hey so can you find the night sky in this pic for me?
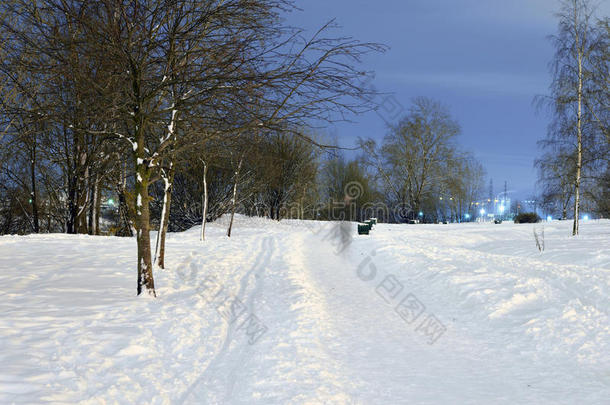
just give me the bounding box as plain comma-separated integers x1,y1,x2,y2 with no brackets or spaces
284,0,609,200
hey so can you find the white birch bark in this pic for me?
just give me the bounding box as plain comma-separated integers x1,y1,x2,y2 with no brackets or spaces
201,160,208,241
227,154,244,238
573,3,583,236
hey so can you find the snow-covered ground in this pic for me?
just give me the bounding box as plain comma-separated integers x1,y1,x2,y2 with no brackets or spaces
1,217,609,404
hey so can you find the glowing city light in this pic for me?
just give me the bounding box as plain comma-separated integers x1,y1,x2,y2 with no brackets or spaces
480,209,486,215
465,213,470,219
583,215,589,221
547,215,552,222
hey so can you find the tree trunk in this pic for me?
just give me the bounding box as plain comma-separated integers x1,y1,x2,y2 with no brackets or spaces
153,104,180,267
77,176,89,234
3,195,14,234
88,183,94,234
135,147,156,296
66,127,87,234
227,181,238,238
75,141,89,234
201,160,208,241
154,162,175,269
94,179,102,235
227,154,244,238
562,193,570,220
88,174,99,235
29,142,39,233
67,178,77,234
116,163,133,237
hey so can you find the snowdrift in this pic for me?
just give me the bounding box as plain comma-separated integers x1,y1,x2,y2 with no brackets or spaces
1,217,608,404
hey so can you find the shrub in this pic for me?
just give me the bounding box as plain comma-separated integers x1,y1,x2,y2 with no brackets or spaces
514,212,541,223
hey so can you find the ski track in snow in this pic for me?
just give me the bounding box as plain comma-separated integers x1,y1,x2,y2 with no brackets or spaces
0,217,609,404
180,236,274,403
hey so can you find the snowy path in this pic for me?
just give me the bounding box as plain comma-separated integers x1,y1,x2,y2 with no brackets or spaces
1,218,609,403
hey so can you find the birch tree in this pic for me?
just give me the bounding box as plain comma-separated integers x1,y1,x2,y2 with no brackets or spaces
544,0,606,235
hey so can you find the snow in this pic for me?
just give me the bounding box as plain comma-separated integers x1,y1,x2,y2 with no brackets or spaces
160,106,177,146
168,109,177,136
1,218,609,404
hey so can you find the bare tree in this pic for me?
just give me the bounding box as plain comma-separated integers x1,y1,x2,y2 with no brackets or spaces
0,0,384,296
379,97,461,218
540,0,607,235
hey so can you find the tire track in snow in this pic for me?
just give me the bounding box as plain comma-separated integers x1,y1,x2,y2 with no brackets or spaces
179,236,273,404
223,236,274,401
273,231,371,403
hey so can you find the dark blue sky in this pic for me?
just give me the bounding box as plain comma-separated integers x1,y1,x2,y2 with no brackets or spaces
284,0,608,199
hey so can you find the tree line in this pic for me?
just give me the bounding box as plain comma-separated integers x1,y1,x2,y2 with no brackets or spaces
0,0,488,296
0,0,387,295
